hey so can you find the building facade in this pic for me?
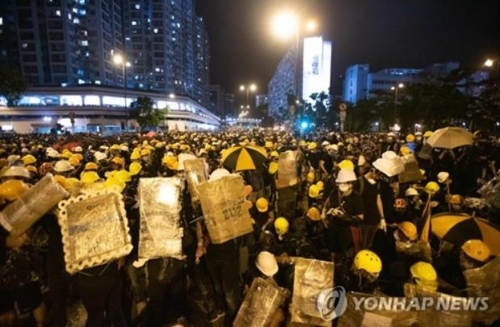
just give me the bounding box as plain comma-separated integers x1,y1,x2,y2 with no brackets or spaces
267,36,332,119
343,64,370,104
0,86,220,133
0,0,211,109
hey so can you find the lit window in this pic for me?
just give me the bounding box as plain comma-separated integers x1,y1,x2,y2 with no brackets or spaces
22,43,28,49
73,18,80,24
153,28,158,33
79,0,85,4
135,4,140,9
84,95,101,105
80,40,88,46
72,8,78,13
155,68,160,72
0,17,3,25
56,10,61,16
68,13,72,20
95,80,101,85
131,21,137,26
139,83,144,88
80,9,86,15
177,23,180,28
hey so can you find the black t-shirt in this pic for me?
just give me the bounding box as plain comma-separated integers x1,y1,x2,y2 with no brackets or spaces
320,153,334,174
306,151,323,169
327,190,364,228
354,176,380,226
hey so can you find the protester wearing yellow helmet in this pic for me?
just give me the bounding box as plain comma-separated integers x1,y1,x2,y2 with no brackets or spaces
410,261,438,291
347,250,383,292
460,239,491,270
129,162,142,176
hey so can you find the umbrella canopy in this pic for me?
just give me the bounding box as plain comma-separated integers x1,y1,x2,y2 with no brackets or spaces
431,213,500,255
426,127,474,149
221,146,267,171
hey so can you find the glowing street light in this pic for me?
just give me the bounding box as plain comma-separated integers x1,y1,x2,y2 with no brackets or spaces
485,59,495,67
240,84,257,109
272,11,298,39
391,83,405,125
112,53,132,130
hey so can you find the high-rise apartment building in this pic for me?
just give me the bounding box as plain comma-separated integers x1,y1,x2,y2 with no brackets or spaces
0,0,210,107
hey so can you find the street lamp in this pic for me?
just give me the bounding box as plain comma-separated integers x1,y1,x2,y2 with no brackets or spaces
113,53,131,131
391,83,404,125
240,84,257,109
272,12,317,98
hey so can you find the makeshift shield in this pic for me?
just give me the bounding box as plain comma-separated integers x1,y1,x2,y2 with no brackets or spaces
0,174,69,236
233,277,290,327
290,258,334,326
197,174,253,244
57,191,133,274
138,177,183,260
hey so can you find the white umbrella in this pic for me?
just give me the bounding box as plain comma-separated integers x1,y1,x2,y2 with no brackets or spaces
426,127,474,149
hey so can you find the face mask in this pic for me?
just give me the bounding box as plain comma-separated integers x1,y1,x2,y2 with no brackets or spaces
339,185,350,193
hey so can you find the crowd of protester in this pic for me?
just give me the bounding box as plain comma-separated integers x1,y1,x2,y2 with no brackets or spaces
0,128,499,327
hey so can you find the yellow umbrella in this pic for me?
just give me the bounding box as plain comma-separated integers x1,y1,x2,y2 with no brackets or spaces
221,145,268,171
432,213,500,255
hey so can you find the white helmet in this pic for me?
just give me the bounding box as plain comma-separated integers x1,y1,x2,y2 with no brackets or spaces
74,146,83,153
0,166,30,179
7,155,21,165
405,188,419,197
336,169,357,183
437,172,449,184
94,151,107,162
54,160,74,173
255,251,279,277
209,168,230,181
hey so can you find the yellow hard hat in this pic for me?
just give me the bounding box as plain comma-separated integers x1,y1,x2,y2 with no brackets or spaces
449,194,464,205
424,131,433,138
354,250,382,275
316,181,324,190
306,207,321,221
274,217,289,235
84,162,98,171
140,149,151,157
410,262,437,291
270,151,279,158
114,170,131,183
268,162,278,174
80,171,100,184
0,180,29,201
53,175,70,191
68,157,80,167
461,239,491,263
22,154,37,165
26,165,38,174
256,198,269,213
70,153,83,162
265,141,274,148
308,185,320,198
425,181,440,195
400,145,411,156
306,172,315,183
162,156,177,167
307,142,317,150
111,157,124,166
406,134,415,142
129,162,142,176
130,151,141,160
338,159,355,171
398,221,417,241
110,144,120,151
104,177,126,193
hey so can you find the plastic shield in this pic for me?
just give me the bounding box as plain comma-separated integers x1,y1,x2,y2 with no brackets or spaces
138,177,183,260
0,174,69,236
290,258,334,326
57,191,133,274
183,159,207,204
463,256,500,325
197,174,253,244
233,277,289,327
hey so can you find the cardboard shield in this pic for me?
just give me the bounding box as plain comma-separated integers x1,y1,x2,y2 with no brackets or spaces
197,174,253,244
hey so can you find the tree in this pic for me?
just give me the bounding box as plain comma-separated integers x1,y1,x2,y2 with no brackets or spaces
0,65,27,106
129,96,167,131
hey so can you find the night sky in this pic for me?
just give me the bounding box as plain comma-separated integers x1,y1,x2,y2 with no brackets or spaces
196,0,500,96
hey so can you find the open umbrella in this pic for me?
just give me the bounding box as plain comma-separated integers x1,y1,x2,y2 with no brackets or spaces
431,213,500,255
426,127,474,149
221,145,267,171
